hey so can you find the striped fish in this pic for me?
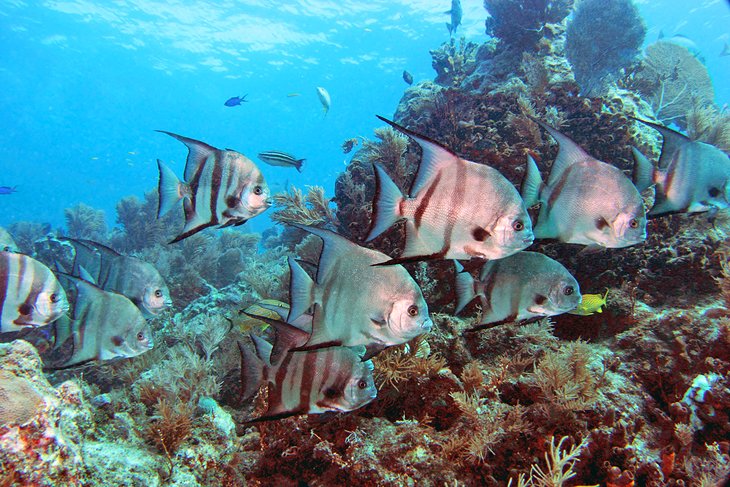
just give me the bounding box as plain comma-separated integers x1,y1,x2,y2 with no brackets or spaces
568,289,608,316
285,224,431,355
521,119,647,249
58,238,171,318
366,117,534,265
156,131,272,243
455,251,581,331
632,119,730,218
239,334,376,422
52,279,152,367
1,251,69,333
257,151,305,172
0,227,19,253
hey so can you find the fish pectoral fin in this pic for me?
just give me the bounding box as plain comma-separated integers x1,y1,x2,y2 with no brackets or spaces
362,344,386,361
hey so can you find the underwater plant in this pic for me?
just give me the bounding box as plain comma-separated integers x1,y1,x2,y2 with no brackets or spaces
429,37,479,87
484,0,574,53
685,102,730,153
63,203,108,242
565,0,646,96
271,185,337,228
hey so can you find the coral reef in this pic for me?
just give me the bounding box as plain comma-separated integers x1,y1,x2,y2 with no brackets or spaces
565,0,646,96
429,37,480,87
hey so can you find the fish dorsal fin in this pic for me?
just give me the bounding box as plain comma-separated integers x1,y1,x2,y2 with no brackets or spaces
243,311,309,365
633,118,691,170
238,339,266,403
77,265,96,285
77,239,121,258
287,224,354,284
249,334,273,367
286,257,315,323
531,118,591,186
376,115,459,197
156,130,219,182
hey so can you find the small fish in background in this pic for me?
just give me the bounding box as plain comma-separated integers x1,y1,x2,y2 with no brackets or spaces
402,70,413,85
721,42,730,57
0,227,19,253
568,289,609,316
50,279,152,368
287,92,301,98
342,137,363,154
657,32,704,61
156,131,272,243
224,95,247,107
0,251,69,333
257,151,305,173
54,238,172,318
285,224,432,357
316,86,331,116
632,119,730,218
367,116,534,264
454,251,581,331
445,0,462,36
238,335,377,422
521,119,647,249
0,186,17,195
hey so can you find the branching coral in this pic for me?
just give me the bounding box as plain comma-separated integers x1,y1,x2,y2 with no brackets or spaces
272,186,337,227
145,398,193,454
484,0,574,52
686,103,730,153
565,0,646,96
508,436,588,487
7,221,51,254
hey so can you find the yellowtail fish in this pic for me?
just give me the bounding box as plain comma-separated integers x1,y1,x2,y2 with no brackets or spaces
57,238,172,318
234,299,291,333
568,289,608,316
316,86,330,115
0,227,19,253
455,251,581,331
632,119,730,218
367,116,534,264
521,119,647,249
52,279,152,368
238,334,376,422
285,224,431,357
0,252,69,333
257,150,305,172
156,131,272,243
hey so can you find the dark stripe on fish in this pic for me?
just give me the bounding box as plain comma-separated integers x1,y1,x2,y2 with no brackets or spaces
0,255,8,322
481,263,498,314
299,350,319,413
414,172,442,230
547,164,576,209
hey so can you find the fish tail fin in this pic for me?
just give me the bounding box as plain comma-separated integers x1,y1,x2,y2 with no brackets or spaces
453,261,478,314
366,163,404,241
630,147,655,193
446,22,453,35
286,256,315,323
238,336,269,402
157,159,185,217
521,155,544,207
296,159,305,173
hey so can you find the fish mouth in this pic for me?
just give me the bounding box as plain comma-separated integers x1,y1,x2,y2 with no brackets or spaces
421,317,433,330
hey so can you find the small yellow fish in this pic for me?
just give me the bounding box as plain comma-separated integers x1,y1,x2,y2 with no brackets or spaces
568,289,609,316
233,299,290,332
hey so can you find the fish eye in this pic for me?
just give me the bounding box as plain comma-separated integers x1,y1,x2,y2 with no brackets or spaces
154,289,163,298
407,305,418,317
563,286,574,296
50,293,59,303
708,187,720,198
253,185,263,195
357,380,368,390
512,220,524,232
137,331,145,341
629,218,639,229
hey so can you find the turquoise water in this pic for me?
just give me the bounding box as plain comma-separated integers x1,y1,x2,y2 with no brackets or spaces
1,0,728,231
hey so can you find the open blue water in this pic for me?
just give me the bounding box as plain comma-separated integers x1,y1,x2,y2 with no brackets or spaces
0,0,728,233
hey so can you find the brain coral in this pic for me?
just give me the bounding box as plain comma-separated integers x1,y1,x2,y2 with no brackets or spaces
0,371,44,426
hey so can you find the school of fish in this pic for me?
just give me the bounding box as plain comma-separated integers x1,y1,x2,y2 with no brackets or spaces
1,109,728,422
